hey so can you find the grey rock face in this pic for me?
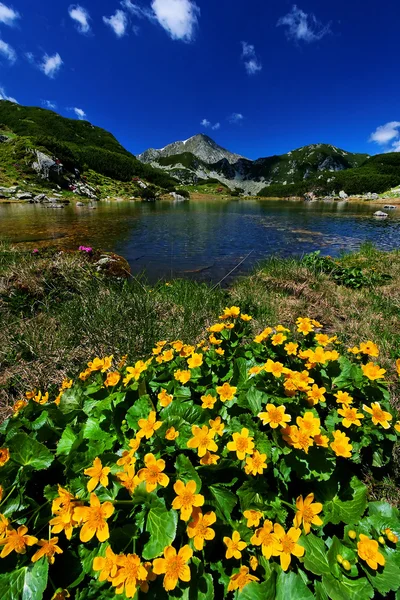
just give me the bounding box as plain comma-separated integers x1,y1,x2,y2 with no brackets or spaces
32,150,63,183
138,134,245,165
16,192,33,200
339,190,348,199
34,194,48,203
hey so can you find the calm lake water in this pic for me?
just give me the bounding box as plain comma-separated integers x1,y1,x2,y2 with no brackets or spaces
1,198,399,283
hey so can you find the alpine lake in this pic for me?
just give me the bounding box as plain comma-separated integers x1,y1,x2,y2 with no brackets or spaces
1,197,399,283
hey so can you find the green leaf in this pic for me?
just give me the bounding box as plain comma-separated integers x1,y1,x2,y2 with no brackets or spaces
323,477,367,525
238,577,276,600
8,433,53,471
0,559,48,600
175,454,201,490
142,504,178,560
299,534,331,577
208,484,237,522
327,536,358,579
59,387,84,415
275,570,314,600
240,388,264,416
56,425,78,456
321,573,374,600
194,573,214,600
233,358,249,386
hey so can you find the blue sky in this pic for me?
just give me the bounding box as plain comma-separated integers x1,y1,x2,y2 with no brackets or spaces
0,0,399,159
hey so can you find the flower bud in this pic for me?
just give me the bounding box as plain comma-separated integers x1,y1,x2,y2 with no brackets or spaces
378,536,385,545
342,559,351,571
348,530,357,539
336,554,343,564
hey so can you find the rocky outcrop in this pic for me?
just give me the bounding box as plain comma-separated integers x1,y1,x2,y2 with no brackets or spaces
32,150,64,184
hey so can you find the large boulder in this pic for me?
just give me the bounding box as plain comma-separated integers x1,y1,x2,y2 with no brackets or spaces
339,190,348,199
32,150,64,184
16,192,33,200
373,211,388,218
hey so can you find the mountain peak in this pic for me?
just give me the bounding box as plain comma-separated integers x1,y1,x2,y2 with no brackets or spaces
138,134,245,165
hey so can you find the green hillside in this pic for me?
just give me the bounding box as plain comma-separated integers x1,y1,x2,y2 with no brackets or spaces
0,101,177,190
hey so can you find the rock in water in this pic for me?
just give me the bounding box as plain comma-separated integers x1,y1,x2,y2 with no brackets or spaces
373,211,388,218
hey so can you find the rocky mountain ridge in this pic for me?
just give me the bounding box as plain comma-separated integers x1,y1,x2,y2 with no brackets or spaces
138,137,370,194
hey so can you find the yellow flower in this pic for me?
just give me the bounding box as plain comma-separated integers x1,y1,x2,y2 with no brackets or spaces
314,334,331,347
13,399,28,415
174,369,191,384
161,349,174,362
240,314,252,322
199,452,220,465
330,430,352,458
223,531,247,559
87,357,105,371
274,524,305,571
209,323,225,333
116,465,140,495
209,416,224,435
187,509,216,551
158,389,173,408
227,428,254,460
137,411,162,439
84,457,111,492
294,494,323,534
258,404,291,429
307,384,326,405
334,391,353,406
215,348,225,356
112,553,148,598
281,426,314,453
338,406,364,428
297,318,314,335
79,369,92,381
314,434,329,447
118,355,128,369
363,402,392,429
31,537,63,564
104,372,121,387
228,566,259,592
165,427,179,441
361,362,386,381
285,342,298,356
137,453,170,492
187,353,203,369
33,391,49,405
25,389,36,400
209,334,222,346
251,520,281,559
395,421,400,433
0,448,10,467
244,510,263,528
0,514,9,538
357,534,385,570
93,545,119,582
348,346,361,355
201,394,217,409
249,365,263,376
172,340,184,351
73,493,114,543
264,359,285,378
271,333,287,346
50,486,81,540
123,360,148,385
244,451,267,476
297,412,321,437
216,382,237,402
187,425,218,457
152,545,193,592
250,556,259,571
180,344,195,357
220,306,240,319
359,341,379,357
61,379,73,390
172,480,204,521
396,358,400,376
0,526,38,558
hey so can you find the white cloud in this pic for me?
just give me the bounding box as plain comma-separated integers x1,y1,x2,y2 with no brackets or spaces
72,107,87,120
241,41,262,75
121,0,147,17
42,100,57,110
229,113,244,124
151,0,200,42
0,3,20,26
40,53,63,78
103,9,128,37
0,38,16,63
277,5,331,43
201,118,220,130
69,5,91,34
369,121,400,152
0,85,17,103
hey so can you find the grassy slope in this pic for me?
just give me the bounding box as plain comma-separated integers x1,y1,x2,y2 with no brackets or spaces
1,242,399,409
0,101,178,191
